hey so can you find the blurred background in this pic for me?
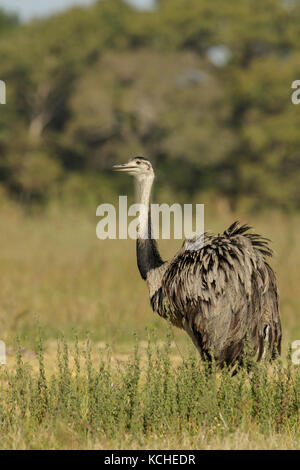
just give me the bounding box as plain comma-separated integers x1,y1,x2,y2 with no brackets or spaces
0,0,299,354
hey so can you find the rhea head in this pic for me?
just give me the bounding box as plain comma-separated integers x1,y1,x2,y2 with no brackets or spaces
113,156,154,182
113,156,155,206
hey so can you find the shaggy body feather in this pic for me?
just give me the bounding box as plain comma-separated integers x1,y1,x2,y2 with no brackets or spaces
155,222,282,366
113,157,282,367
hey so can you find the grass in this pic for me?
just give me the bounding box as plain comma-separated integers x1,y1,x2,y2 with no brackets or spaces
0,201,299,449
0,332,299,450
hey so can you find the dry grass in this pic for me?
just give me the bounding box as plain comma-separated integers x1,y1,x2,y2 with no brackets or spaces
0,201,299,449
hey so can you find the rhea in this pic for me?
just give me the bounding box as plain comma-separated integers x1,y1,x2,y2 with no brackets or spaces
113,157,282,367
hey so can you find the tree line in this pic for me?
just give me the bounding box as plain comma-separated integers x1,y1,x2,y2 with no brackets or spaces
0,0,299,210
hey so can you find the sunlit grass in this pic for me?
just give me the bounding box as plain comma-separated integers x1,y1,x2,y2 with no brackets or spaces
0,203,298,350
0,333,299,450
0,202,299,449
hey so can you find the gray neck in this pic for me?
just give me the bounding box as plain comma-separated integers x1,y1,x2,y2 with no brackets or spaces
135,175,164,280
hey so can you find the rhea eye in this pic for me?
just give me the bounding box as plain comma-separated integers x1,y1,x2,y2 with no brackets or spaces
136,161,141,165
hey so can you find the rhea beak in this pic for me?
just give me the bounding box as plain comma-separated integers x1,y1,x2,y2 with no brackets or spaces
112,163,136,172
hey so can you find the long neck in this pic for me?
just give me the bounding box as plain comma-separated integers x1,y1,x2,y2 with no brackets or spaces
135,176,164,280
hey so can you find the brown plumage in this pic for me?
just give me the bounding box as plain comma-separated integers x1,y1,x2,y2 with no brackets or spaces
153,222,281,366
113,157,282,368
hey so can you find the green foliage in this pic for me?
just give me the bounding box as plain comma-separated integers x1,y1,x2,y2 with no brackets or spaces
0,206,298,449
0,9,18,36
0,0,300,209
0,333,299,449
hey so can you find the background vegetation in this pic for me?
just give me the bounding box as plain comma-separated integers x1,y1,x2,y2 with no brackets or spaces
0,0,299,449
1,0,300,209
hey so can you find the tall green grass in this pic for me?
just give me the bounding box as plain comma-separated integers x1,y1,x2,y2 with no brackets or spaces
0,333,299,450
0,204,299,448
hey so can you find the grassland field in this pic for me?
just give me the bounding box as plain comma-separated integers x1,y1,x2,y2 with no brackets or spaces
0,201,299,449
